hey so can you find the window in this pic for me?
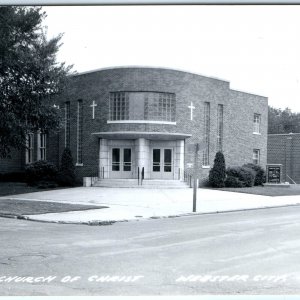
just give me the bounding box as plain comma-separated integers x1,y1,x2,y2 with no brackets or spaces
77,100,83,165
217,104,224,152
65,101,70,148
202,102,210,166
253,114,261,134
109,92,176,122
38,133,47,160
25,133,34,164
253,149,260,164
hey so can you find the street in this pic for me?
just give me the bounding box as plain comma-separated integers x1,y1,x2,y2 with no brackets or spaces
1,206,300,295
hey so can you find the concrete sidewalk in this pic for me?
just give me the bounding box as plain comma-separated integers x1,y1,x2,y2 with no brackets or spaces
1,187,300,224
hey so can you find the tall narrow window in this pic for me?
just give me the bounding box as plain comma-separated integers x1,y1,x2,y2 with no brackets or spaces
217,104,224,152
253,113,261,134
65,101,70,148
25,133,34,164
202,102,210,166
77,100,83,164
37,133,47,160
253,149,260,164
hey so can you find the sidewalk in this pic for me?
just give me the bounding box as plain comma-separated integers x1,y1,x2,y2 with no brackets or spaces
1,187,300,224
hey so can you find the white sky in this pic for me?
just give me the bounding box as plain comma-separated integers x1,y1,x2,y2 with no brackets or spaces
43,5,300,112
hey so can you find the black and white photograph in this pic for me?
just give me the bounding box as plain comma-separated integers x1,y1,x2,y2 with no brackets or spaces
1,2,300,297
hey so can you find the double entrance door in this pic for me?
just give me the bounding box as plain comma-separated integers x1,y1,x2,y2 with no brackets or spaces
111,147,133,179
151,148,173,179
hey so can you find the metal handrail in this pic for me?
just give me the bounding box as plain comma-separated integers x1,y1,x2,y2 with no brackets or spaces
141,167,144,186
138,167,140,185
183,170,192,188
287,174,297,184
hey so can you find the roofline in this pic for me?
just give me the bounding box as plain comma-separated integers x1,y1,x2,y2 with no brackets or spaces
70,65,230,83
230,87,268,99
268,133,300,136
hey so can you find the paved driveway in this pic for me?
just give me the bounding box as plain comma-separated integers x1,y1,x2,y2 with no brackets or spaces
1,187,300,223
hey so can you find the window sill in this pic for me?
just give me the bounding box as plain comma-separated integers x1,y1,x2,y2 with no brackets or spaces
76,163,83,167
107,120,176,125
202,165,211,169
253,132,261,135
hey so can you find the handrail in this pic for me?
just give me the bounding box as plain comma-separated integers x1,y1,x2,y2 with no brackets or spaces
141,167,144,185
183,170,192,188
138,167,140,185
287,174,297,184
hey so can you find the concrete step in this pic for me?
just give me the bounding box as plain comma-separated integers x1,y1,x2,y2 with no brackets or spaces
92,179,189,188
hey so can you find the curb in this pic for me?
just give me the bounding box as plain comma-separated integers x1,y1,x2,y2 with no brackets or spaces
1,202,300,226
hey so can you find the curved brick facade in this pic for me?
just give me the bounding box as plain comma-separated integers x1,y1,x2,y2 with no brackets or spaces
1,67,268,185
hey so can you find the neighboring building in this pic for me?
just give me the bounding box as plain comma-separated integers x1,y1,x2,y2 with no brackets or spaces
0,67,268,185
268,133,300,183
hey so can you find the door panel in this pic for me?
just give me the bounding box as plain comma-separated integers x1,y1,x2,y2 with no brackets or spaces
111,147,134,178
151,148,173,179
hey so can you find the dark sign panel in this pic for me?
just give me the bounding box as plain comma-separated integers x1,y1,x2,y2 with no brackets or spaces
267,166,281,183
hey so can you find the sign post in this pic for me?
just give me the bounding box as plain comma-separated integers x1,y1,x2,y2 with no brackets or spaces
193,143,199,212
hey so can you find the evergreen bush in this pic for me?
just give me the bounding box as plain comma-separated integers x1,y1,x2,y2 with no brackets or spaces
208,152,226,188
25,161,58,186
243,163,266,186
57,148,76,187
225,175,244,188
226,166,256,187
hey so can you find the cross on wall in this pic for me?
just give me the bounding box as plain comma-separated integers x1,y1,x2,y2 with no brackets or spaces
90,100,97,119
188,102,195,121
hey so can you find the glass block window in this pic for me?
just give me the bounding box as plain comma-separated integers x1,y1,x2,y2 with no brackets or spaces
77,100,83,164
253,149,260,165
109,92,129,120
65,101,70,148
109,92,175,122
217,104,224,152
25,133,34,164
202,102,210,166
38,133,47,160
253,113,261,133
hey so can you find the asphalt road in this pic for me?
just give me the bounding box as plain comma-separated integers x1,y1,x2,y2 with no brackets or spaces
1,206,300,295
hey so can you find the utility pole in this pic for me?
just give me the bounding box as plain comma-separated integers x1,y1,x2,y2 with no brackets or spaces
193,143,199,212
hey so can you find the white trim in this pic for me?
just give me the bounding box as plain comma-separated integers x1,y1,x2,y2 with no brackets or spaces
107,120,176,125
76,163,84,167
253,132,261,135
202,165,211,169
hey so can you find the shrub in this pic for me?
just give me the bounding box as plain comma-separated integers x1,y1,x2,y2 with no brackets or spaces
0,171,26,182
25,161,58,186
225,175,244,188
226,166,256,187
243,163,266,186
208,152,226,188
57,148,76,187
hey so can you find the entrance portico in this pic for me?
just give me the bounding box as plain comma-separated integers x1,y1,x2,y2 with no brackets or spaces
95,132,190,180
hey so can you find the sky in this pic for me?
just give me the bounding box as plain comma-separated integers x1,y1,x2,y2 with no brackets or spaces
43,5,300,112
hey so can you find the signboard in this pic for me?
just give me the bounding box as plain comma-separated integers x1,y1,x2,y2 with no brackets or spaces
187,163,193,168
267,165,282,183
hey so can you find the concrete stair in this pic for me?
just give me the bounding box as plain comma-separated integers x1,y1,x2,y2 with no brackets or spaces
92,179,189,189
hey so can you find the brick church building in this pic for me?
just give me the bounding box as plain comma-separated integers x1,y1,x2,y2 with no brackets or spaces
0,67,268,185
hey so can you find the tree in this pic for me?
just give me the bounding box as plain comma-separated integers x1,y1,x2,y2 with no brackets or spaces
57,148,76,186
268,106,300,134
0,6,72,158
208,151,226,188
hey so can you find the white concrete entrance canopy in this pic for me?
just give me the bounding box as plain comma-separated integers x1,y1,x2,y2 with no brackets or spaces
91,131,192,140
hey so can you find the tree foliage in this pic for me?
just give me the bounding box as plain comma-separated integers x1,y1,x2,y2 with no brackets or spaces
0,6,72,158
268,106,300,134
57,148,76,186
208,151,226,188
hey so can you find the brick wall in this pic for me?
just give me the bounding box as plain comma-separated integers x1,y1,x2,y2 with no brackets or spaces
268,133,300,183
49,67,267,184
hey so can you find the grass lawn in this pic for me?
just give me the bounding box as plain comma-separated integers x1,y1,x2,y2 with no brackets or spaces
0,199,106,216
0,182,70,197
205,185,300,196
